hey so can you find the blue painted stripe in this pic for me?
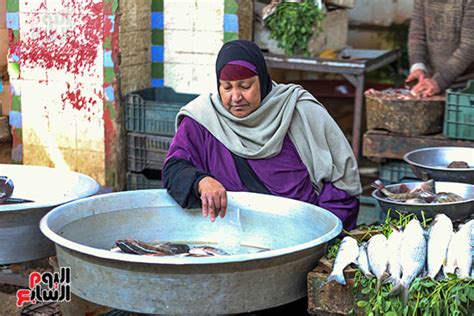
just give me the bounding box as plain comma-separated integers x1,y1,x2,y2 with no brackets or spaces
104,51,114,67
151,45,164,63
224,14,238,33
151,79,164,87
107,15,115,32
11,54,20,62
104,86,115,102
0,81,3,93
7,13,19,30
9,111,22,128
151,12,164,30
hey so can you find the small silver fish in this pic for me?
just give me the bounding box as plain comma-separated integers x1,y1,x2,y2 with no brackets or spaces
387,228,403,285
445,220,473,278
327,236,359,285
427,214,453,278
390,219,426,304
367,234,389,290
356,242,373,277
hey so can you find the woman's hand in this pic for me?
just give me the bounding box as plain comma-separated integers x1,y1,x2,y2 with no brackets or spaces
411,78,441,97
197,176,227,222
405,69,426,84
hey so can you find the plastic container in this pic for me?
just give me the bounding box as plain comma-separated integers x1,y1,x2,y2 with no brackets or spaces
128,132,172,173
125,87,198,136
443,80,474,141
126,172,163,190
378,159,418,184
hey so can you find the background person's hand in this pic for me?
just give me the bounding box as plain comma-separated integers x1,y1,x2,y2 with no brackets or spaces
410,78,440,97
405,69,426,84
198,176,227,222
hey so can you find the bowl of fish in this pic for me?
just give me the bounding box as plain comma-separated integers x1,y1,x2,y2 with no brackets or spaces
0,164,99,264
403,147,474,184
371,179,474,221
40,189,342,314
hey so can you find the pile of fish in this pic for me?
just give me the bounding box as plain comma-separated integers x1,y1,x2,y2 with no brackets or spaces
372,179,464,204
327,215,473,303
111,239,230,257
365,88,445,101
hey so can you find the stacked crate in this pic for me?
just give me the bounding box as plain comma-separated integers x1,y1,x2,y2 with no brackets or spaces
125,87,198,190
443,80,474,141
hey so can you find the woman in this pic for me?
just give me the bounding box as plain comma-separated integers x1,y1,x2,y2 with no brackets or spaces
163,40,362,230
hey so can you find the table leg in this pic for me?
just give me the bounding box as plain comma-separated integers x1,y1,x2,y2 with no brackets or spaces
342,74,365,159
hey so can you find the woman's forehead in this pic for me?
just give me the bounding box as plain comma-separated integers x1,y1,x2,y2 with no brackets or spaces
219,76,259,85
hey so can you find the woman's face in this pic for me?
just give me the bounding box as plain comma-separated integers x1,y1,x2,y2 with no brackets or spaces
219,76,261,118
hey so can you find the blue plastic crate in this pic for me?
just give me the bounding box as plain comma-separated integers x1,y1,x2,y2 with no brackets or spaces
125,87,198,136
378,159,418,184
443,80,474,141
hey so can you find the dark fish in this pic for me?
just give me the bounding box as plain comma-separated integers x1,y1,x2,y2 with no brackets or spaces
432,192,464,203
115,240,190,256
447,161,470,169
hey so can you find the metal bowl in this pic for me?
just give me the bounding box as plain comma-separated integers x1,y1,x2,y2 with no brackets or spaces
0,164,99,264
372,181,474,221
40,189,342,314
403,147,474,184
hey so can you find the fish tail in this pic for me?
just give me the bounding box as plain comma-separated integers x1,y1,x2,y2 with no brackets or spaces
371,179,385,190
325,272,346,286
401,286,409,306
388,281,403,297
376,272,390,291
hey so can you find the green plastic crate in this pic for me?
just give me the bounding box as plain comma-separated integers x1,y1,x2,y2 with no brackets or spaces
127,172,163,190
443,80,474,141
127,132,173,173
125,87,198,136
378,159,418,184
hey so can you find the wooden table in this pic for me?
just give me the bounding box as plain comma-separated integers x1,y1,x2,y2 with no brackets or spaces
363,130,474,161
264,49,401,159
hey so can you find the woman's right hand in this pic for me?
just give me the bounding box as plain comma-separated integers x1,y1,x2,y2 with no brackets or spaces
197,176,227,222
405,69,426,84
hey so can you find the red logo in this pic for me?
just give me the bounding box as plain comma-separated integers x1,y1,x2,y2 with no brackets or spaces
16,267,71,307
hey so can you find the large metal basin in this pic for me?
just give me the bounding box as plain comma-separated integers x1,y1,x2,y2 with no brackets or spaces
0,164,99,264
372,181,474,221
403,147,474,184
40,189,342,314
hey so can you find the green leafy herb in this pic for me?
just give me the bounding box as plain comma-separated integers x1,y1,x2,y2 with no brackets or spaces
265,1,323,56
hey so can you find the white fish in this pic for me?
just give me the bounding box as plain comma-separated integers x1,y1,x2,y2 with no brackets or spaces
367,234,389,289
427,214,453,278
445,220,473,278
390,219,426,304
386,228,403,285
326,236,359,285
356,242,373,277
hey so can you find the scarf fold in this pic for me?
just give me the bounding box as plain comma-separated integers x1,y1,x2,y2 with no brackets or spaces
176,83,362,197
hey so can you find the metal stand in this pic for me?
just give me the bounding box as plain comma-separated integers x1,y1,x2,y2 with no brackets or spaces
264,49,401,159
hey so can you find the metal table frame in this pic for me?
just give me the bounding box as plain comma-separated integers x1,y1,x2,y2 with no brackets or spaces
263,49,401,158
